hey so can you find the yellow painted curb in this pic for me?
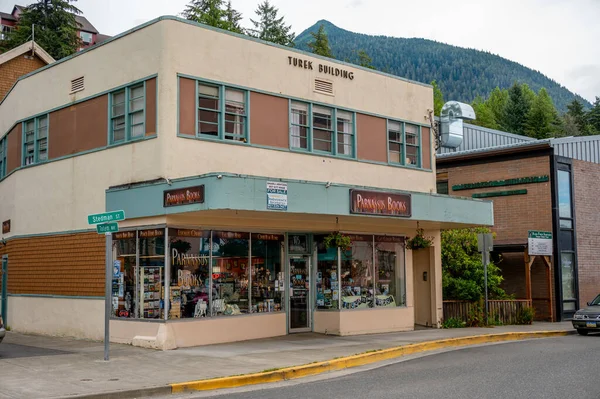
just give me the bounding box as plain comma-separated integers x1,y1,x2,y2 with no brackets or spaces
170,330,571,393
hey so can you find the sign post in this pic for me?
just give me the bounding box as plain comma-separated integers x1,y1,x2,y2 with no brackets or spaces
88,210,125,361
477,233,494,325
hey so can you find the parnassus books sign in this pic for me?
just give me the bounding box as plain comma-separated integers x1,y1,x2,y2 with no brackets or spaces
350,190,411,217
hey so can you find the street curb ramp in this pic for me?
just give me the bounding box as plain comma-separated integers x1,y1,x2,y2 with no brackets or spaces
169,330,573,394
57,330,573,398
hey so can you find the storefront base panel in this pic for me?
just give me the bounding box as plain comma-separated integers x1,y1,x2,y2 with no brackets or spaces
171,312,286,348
314,307,415,336
110,319,163,346
7,296,104,340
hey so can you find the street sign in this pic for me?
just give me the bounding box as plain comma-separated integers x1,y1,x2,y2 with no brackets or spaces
96,222,119,234
528,230,552,256
88,210,125,225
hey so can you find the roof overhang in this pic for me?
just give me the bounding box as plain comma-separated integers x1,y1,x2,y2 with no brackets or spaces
0,40,55,66
437,140,553,164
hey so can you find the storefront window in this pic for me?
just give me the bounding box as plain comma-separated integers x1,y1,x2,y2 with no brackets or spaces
112,231,137,318
341,236,374,309
251,234,285,313
168,229,211,319
211,231,249,316
138,229,165,319
375,236,406,307
315,235,340,310
558,170,572,219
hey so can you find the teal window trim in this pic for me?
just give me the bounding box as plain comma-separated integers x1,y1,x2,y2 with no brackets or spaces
21,114,49,166
312,104,334,155
387,119,421,168
195,79,249,143
289,99,355,159
0,136,6,178
109,82,146,145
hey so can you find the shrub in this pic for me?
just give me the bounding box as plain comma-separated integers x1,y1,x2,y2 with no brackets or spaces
442,317,466,329
516,306,535,325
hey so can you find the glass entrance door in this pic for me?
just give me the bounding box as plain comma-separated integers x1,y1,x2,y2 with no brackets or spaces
289,256,310,332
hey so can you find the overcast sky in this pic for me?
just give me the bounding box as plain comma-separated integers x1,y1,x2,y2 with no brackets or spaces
2,0,599,103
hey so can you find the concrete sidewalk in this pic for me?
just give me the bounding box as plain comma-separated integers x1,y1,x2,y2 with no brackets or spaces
0,322,574,399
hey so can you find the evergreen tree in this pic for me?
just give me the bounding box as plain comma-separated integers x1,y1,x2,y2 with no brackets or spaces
588,97,600,134
431,80,444,116
183,0,244,33
525,88,558,139
4,0,82,60
485,87,509,129
356,49,375,69
470,96,499,130
307,24,333,58
248,0,295,46
560,114,579,137
566,99,588,134
503,83,533,135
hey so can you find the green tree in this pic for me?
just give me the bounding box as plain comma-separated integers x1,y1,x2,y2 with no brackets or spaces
588,96,600,134
431,80,444,116
307,24,334,58
560,114,580,137
503,83,533,135
248,0,295,46
182,0,244,33
486,87,509,129
4,0,82,60
356,49,375,69
566,99,589,135
525,88,560,139
442,228,507,302
470,96,499,130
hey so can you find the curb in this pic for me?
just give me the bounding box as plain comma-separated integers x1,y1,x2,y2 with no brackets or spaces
170,330,574,394
55,386,172,399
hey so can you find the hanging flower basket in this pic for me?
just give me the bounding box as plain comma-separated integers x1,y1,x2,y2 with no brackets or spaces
405,228,433,250
323,232,352,250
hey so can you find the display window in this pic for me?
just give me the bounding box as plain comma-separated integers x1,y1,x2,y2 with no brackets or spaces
374,236,406,307
341,235,374,309
250,234,285,313
315,235,340,310
211,231,250,316
112,231,137,318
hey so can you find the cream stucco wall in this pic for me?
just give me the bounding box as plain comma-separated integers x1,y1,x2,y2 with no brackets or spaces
7,296,104,339
0,139,162,237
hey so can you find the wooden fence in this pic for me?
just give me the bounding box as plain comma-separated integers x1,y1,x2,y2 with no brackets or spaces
443,300,533,325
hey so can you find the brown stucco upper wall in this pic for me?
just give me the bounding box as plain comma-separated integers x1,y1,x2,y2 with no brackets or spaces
179,77,196,136
249,92,288,149
0,54,46,101
573,159,600,307
356,113,386,163
421,127,431,170
48,95,108,159
145,77,157,136
7,123,22,173
445,155,552,244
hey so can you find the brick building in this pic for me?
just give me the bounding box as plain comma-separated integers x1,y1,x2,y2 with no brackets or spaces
0,40,54,100
437,125,600,322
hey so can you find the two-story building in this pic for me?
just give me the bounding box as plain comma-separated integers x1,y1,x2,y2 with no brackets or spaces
0,16,492,349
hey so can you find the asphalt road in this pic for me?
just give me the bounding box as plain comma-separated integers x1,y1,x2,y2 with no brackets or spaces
187,334,600,399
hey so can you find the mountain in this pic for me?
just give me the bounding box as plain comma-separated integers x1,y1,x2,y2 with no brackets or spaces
295,20,591,113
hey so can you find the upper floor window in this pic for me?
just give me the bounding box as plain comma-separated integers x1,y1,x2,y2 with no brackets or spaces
0,25,13,40
22,115,48,166
388,120,420,167
80,31,93,44
110,84,145,144
197,82,248,143
0,137,6,179
290,101,355,157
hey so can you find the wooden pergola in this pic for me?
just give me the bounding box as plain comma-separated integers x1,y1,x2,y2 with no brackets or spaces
524,251,553,322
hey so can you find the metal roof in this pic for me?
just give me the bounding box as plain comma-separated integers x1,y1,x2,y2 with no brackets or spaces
437,122,534,154
75,15,98,34
437,139,552,160
0,12,17,21
551,136,600,163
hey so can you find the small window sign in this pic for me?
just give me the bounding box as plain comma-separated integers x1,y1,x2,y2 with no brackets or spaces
289,234,308,254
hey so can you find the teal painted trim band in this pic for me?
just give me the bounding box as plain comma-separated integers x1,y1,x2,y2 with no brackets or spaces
8,294,103,300
472,189,528,199
171,134,433,173
1,74,159,142
453,175,550,191
0,135,157,182
177,72,432,129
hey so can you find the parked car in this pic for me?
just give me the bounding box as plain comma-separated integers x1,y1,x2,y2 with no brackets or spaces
0,315,5,344
572,294,600,335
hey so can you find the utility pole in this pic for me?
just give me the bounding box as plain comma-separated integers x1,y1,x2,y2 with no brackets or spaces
477,233,493,325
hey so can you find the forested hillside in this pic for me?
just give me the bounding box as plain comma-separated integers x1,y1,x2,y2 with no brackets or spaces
295,20,590,112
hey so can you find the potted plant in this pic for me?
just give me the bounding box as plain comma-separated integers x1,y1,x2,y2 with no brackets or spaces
405,228,433,250
323,232,352,250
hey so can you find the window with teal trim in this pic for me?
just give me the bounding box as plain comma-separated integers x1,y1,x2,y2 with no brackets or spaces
290,101,355,157
22,115,48,166
197,82,248,143
388,120,420,167
0,136,6,178
110,83,145,144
